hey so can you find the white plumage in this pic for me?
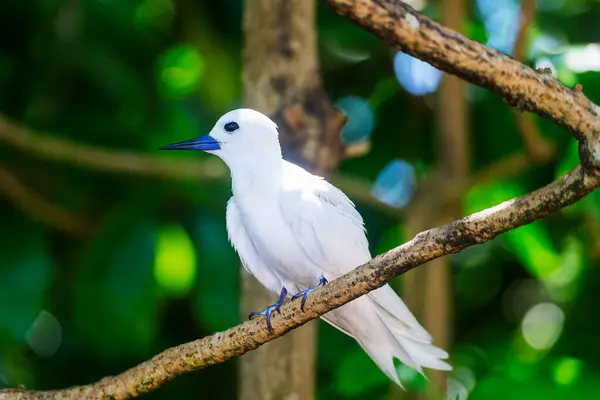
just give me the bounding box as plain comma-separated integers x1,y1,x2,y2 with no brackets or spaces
161,108,451,386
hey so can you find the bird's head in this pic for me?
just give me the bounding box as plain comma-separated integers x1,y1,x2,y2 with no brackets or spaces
160,108,281,168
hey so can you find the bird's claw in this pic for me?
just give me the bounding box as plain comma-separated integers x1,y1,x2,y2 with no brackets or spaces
292,275,328,312
248,287,288,334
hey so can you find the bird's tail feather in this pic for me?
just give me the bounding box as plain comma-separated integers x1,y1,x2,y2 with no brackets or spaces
321,284,451,387
370,285,452,372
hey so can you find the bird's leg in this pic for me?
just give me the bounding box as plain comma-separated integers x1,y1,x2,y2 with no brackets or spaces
248,287,288,334
291,275,328,312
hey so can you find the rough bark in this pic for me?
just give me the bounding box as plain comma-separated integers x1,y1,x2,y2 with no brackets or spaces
321,0,600,171
240,1,345,399
403,0,469,397
2,1,600,398
2,165,598,400
243,0,346,173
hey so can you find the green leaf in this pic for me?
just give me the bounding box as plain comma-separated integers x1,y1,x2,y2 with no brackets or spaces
187,211,239,332
334,348,389,397
74,202,159,358
464,19,488,45
464,180,524,214
465,181,560,279
545,235,586,302
505,223,561,279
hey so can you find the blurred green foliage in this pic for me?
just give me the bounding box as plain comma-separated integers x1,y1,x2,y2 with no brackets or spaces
1,0,600,399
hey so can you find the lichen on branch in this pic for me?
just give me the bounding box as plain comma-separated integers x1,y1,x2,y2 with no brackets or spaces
2,1,600,399
1,166,598,400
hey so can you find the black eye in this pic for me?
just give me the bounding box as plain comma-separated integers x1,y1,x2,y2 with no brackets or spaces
224,121,239,133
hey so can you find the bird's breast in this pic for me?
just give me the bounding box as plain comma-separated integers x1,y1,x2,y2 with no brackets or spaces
235,197,318,286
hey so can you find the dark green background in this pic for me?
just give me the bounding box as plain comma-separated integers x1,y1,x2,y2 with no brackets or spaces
1,0,599,398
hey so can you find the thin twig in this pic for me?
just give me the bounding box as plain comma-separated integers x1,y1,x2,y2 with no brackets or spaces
0,116,395,216
512,0,556,161
0,116,227,181
2,2,600,397
0,167,90,235
0,114,561,221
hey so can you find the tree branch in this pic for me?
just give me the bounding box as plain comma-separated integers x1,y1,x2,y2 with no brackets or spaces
1,165,597,400
0,115,396,217
2,102,541,226
321,0,600,169
0,167,91,235
0,116,227,181
2,1,600,398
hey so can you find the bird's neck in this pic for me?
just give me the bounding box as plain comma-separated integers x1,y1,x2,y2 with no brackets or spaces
229,158,283,202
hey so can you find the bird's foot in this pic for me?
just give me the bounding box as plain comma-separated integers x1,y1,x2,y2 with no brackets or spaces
248,287,288,334
291,275,328,312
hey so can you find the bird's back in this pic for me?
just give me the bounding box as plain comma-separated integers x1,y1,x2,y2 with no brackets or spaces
278,161,372,274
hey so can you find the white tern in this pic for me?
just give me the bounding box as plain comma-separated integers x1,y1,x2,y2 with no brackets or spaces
161,108,451,386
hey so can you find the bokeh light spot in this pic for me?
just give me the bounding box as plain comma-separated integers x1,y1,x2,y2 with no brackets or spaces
530,33,567,58
552,357,582,386
453,366,477,392
476,0,519,55
396,363,418,382
393,52,441,96
395,362,427,390
521,302,564,350
505,223,561,279
159,45,204,97
564,44,600,72
371,159,416,208
25,310,62,358
447,377,469,400
547,235,584,290
154,223,197,296
335,96,375,143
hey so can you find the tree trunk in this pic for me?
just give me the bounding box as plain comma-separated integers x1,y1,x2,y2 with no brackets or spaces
240,1,345,399
402,0,469,397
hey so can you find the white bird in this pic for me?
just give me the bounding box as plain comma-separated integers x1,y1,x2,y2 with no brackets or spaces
161,108,451,386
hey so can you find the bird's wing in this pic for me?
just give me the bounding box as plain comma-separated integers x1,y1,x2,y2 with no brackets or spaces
226,197,282,294
279,162,433,339
279,162,371,276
